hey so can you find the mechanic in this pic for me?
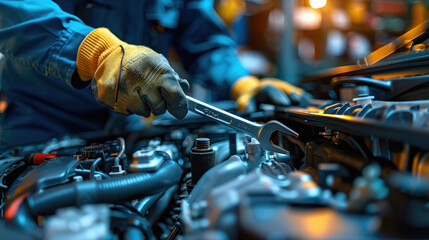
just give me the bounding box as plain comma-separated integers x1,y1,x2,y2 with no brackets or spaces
0,0,307,147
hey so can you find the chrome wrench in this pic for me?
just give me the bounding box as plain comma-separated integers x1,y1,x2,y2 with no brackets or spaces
186,96,298,154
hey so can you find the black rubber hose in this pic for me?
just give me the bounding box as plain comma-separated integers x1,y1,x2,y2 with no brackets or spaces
148,185,178,224
26,160,181,216
136,191,165,215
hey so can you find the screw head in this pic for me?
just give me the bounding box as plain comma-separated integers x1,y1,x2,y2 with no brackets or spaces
246,138,263,154
195,138,210,150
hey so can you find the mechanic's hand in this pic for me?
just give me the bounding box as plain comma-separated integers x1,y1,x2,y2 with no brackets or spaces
76,28,188,119
231,76,312,112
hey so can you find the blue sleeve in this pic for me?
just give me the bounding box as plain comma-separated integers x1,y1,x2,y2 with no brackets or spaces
174,0,249,99
0,0,94,86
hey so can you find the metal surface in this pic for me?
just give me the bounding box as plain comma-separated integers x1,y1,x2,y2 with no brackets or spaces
358,20,429,66
302,50,429,85
190,138,216,184
186,96,298,154
245,138,265,171
130,150,165,173
278,108,429,150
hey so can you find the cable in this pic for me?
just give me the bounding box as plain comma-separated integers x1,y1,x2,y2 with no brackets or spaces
74,169,110,179
89,157,103,180
112,137,126,172
26,160,182,216
117,137,126,158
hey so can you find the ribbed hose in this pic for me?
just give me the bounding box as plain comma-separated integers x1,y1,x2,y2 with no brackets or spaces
27,160,181,216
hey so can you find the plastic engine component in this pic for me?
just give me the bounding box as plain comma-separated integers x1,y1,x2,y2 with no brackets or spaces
10,157,79,199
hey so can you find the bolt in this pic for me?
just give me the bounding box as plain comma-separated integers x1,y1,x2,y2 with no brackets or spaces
246,138,262,154
94,174,102,180
195,138,210,150
190,137,215,184
246,138,265,170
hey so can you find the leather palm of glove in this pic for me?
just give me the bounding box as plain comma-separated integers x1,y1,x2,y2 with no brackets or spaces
231,76,312,112
76,28,188,119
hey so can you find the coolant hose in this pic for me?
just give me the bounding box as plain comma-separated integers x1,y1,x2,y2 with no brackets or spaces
26,160,182,216
136,191,165,215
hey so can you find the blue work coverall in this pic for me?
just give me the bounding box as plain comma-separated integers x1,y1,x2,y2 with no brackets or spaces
0,0,249,147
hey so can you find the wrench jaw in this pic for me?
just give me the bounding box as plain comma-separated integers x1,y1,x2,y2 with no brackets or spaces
258,120,299,154
259,141,290,155
186,95,299,154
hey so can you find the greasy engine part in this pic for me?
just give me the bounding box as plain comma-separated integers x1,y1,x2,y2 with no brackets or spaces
244,138,266,171
190,138,216,184
187,155,247,205
24,160,181,216
1,96,429,239
3,24,429,238
130,149,166,173
9,156,79,200
81,143,111,159
182,166,321,239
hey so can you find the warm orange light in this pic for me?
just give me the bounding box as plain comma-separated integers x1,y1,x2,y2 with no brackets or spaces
309,0,326,9
294,7,322,30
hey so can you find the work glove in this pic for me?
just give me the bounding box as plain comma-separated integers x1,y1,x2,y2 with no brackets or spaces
76,28,188,119
231,76,312,112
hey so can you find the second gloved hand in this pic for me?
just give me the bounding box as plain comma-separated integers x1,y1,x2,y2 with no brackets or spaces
76,28,188,119
231,76,312,112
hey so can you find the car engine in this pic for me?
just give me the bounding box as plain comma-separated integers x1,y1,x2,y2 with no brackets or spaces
3,24,429,238
1,91,429,239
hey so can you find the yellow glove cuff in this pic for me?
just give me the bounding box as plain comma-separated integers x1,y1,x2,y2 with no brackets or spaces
76,27,125,81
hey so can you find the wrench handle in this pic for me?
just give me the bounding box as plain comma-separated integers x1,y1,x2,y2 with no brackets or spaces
186,96,261,138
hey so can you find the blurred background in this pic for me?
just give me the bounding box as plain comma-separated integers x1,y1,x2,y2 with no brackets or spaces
213,0,428,84
2,0,425,112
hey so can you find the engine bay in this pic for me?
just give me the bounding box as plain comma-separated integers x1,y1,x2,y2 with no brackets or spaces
1,93,428,239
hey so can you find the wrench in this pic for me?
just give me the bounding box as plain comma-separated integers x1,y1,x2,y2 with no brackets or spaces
186,96,298,154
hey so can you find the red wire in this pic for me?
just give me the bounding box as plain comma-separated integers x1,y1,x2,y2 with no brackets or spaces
4,193,29,220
